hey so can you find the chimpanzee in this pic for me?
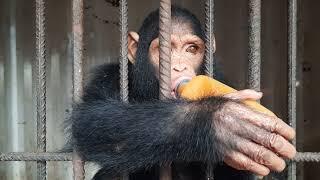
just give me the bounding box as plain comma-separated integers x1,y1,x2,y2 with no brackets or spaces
68,6,296,180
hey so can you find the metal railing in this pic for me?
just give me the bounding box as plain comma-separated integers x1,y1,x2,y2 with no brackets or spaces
1,0,320,180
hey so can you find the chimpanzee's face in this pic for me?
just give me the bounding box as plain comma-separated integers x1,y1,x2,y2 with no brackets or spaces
128,21,214,97
148,22,205,93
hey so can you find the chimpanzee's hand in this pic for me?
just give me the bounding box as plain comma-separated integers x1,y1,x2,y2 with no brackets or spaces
214,89,296,176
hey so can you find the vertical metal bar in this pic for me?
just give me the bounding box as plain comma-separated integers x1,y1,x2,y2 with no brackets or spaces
72,0,84,101
248,0,261,91
120,0,129,179
35,0,47,179
205,0,215,78
248,1,261,179
287,0,297,179
159,0,172,179
72,0,85,179
206,164,214,180
159,0,172,100
205,0,215,179
120,0,129,103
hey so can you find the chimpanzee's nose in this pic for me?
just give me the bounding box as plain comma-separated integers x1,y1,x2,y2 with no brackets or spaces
173,64,187,72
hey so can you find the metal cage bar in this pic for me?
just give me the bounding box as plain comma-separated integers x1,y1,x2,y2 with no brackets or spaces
120,0,129,103
2,152,319,162
159,0,172,100
72,0,85,179
287,0,298,179
248,0,261,91
0,153,72,161
159,0,172,179
119,0,129,179
205,0,215,78
205,0,215,179
35,0,47,179
248,2,261,179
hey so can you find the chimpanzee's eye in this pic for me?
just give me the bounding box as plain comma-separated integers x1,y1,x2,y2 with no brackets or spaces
186,44,199,54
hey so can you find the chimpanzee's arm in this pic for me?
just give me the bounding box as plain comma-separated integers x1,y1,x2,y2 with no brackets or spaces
70,64,229,177
72,94,229,175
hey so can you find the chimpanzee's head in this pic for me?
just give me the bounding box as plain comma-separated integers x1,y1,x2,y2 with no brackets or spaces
127,6,216,100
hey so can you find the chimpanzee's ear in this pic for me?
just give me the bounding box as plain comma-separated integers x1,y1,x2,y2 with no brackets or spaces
128,31,139,64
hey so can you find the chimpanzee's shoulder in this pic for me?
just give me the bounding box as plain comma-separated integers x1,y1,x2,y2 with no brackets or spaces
82,63,120,102
91,63,120,79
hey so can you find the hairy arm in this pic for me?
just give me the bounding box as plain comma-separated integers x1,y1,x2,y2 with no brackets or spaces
72,96,228,176
70,64,231,176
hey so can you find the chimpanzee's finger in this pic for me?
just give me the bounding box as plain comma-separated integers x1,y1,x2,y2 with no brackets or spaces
235,136,286,172
224,151,270,177
229,103,295,140
247,113,295,141
224,89,263,101
236,121,296,159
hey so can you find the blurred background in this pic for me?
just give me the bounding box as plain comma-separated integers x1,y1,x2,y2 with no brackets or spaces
0,0,319,179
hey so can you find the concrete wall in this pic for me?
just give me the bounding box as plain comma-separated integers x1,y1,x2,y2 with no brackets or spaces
0,0,319,179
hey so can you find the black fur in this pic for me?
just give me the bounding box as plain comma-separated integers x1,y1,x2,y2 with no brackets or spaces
68,6,252,180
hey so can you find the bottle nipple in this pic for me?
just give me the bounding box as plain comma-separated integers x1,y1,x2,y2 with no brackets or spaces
174,79,190,98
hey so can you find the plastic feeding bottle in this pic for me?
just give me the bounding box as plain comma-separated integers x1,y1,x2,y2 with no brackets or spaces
174,75,275,117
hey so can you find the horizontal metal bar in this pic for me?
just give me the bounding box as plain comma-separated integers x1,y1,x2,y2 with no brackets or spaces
1,152,319,163
0,152,72,161
293,152,320,162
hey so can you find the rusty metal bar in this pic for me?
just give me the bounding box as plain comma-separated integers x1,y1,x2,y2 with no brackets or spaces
159,0,172,100
205,0,215,78
288,0,298,179
119,0,129,103
293,152,320,162
248,1,261,179
159,0,172,179
206,164,214,180
119,0,129,179
35,0,47,179
72,0,84,101
0,153,72,161
2,152,319,162
205,0,215,179
72,0,85,179
248,0,261,91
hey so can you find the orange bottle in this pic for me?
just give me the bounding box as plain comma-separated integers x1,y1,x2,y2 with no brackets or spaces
176,75,275,117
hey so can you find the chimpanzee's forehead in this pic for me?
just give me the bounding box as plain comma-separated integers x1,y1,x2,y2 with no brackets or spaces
172,21,198,37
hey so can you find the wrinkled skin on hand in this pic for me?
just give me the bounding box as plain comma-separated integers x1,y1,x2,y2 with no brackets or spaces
214,90,296,176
